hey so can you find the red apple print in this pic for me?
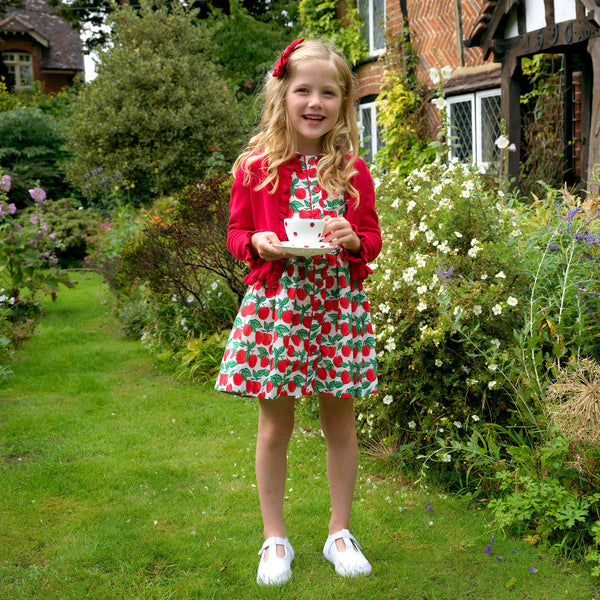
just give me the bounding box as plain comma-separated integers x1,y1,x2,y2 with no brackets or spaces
219,373,228,386
258,306,270,320
252,381,262,394
287,288,296,299
333,355,343,367
282,310,293,323
340,323,351,336
362,345,371,357
328,347,336,358
260,356,270,367
341,371,351,384
328,368,337,379
292,313,302,326
340,297,350,309
295,188,307,199
296,288,307,301
291,334,301,346
288,381,297,393
255,331,263,345
322,322,332,335
245,380,253,394
339,275,348,288
362,300,370,311
366,368,376,382
278,360,289,373
266,381,274,393
318,368,327,380
341,345,351,357
248,355,258,368
303,316,312,328
243,323,253,336
325,276,335,289
263,333,272,345
233,327,242,340
236,349,246,364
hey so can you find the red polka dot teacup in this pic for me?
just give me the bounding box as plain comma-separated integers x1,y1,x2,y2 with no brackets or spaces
284,217,325,247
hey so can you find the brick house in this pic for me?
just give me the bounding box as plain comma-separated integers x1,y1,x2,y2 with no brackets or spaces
355,0,502,166
0,0,84,94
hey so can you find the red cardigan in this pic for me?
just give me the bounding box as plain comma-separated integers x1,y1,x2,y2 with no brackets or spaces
227,154,382,289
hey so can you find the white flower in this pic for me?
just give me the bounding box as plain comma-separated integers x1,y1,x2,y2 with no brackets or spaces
488,380,497,389
416,255,427,268
403,267,417,283
453,306,463,317
435,359,443,367
441,65,452,80
472,305,482,316
491,338,501,348
407,200,416,212
472,415,480,422
187,294,194,303
454,231,463,238
417,300,428,312
492,304,502,315
453,421,462,428
385,337,396,352
432,97,448,111
467,247,480,258
495,271,506,279
391,198,400,209
383,394,394,405
438,240,450,253
495,135,510,149
408,421,416,429
211,281,219,290
461,189,471,199
442,453,452,463
419,221,428,232
417,285,428,294
379,302,390,314
480,273,488,280
429,67,441,84
507,296,518,306
425,230,435,243
488,364,498,371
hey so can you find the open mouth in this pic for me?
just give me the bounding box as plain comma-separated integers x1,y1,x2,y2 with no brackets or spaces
303,115,325,123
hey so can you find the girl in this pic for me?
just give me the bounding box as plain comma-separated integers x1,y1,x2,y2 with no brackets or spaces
215,38,381,586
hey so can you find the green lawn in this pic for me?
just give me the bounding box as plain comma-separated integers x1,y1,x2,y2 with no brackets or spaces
0,273,597,599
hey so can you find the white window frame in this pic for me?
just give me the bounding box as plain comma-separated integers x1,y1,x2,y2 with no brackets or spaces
358,0,386,57
2,52,34,90
359,100,381,163
447,89,502,169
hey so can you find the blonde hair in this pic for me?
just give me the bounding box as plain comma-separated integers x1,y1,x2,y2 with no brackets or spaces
233,39,360,202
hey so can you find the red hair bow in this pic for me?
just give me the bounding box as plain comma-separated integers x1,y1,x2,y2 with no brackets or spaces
272,38,305,77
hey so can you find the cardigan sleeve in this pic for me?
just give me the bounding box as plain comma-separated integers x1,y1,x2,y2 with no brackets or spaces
227,166,258,262
340,158,382,271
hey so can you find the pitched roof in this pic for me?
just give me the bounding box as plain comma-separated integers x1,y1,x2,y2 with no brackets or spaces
0,0,84,72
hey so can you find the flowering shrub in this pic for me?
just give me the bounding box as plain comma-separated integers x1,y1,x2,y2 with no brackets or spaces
0,176,75,378
359,158,526,443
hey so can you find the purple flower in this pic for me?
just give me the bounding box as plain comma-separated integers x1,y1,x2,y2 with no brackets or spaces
426,503,434,512
497,556,503,562
485,545,491,554
50,232,56,241
7,203,16,215
1,174,10,191
490,535,495,545
511,549,518,554
28,187,46,206
436,263,455,282
529,567,537,573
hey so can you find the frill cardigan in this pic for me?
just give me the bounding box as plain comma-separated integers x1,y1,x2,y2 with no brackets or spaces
227,154,382,289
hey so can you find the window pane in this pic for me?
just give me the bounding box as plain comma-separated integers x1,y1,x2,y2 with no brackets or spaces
357,0,369,46
360,106,373,163
373,0,385,50
480,94,502,163
450,100,473,162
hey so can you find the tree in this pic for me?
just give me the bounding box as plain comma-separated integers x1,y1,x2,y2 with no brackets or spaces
64,0,248,206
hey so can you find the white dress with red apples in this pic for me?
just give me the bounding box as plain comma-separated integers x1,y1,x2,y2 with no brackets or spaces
215,155,378,400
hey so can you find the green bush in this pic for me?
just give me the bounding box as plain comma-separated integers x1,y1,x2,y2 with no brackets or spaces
0,106,74,208
64,0,248,207
19,198,102,267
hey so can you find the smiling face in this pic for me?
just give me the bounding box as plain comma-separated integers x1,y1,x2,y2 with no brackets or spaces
285,60,343,155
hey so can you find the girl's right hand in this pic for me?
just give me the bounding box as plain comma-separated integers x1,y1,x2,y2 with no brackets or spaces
251,231,290,261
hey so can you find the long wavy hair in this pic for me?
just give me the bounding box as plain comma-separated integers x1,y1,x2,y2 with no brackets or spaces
233,39,360,203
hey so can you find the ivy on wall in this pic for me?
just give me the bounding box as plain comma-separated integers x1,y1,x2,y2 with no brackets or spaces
298,0,367,66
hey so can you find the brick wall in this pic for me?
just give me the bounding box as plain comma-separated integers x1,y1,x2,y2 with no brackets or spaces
355,0,495,101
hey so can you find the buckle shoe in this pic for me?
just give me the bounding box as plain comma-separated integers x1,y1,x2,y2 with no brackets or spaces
323,529,372,577
257,536,294,585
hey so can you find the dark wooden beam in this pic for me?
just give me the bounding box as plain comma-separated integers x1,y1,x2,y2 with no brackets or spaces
501,54,522,186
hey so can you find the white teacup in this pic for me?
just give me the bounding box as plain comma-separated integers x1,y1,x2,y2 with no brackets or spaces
284,217,325,247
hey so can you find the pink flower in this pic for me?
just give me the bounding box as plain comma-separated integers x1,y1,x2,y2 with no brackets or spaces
1,174,10,191
29,187,46,205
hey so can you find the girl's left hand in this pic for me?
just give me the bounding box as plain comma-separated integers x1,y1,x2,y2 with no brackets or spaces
323,215,361,254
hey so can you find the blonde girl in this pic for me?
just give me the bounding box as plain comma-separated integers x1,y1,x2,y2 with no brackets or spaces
215,38,381,586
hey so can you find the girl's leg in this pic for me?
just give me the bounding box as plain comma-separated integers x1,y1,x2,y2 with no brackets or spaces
318,394,359,543
256,396,295,558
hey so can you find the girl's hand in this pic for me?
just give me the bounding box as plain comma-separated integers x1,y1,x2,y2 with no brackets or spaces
323,216,361,254
251,231,290,261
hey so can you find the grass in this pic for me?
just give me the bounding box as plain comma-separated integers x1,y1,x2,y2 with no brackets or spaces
0,272,597,599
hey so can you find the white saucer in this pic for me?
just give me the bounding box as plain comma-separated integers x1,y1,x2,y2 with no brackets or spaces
275,241,334,257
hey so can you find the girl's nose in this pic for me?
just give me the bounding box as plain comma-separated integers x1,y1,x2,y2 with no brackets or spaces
308,93,322,108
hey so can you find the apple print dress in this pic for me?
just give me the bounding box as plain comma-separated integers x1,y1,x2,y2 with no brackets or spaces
215,155,378,400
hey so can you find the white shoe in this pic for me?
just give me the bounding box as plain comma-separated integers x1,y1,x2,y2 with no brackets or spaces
323,529,372,577
256,537,294,585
